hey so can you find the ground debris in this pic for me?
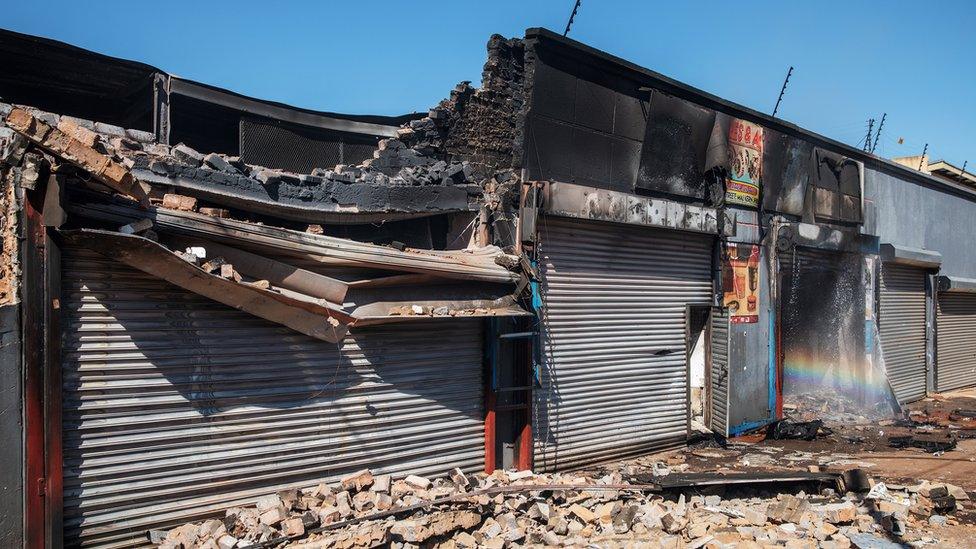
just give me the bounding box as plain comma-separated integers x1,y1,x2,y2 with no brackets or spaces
153,458,972,549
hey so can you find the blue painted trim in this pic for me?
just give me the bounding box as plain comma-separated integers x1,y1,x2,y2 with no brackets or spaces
728,419,772,437
530,260,543,387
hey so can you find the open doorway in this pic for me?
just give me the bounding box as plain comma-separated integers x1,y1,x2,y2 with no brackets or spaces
687,305,712,432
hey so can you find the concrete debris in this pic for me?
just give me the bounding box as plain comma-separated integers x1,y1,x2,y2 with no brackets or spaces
119,218,154,235
155,462,968,549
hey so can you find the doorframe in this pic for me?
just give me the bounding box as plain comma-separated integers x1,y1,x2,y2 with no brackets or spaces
685,304,713,439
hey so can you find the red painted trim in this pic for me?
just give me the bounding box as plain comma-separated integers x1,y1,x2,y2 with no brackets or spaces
517,419,532,471
22,189,46,549
44,233,63,547
484,390,496,474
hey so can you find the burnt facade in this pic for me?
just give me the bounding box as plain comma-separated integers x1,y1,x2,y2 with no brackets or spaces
2,25,975,549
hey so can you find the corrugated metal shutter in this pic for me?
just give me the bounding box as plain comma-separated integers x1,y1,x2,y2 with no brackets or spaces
61,248,484,548
879,264,928,403
710,309,730,437
936,292,976,392
533,217,713,471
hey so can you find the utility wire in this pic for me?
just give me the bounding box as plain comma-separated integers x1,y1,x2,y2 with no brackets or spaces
563,0,581,36
919,143,929,170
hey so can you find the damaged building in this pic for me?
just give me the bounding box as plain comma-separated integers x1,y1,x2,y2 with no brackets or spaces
1,25,975,548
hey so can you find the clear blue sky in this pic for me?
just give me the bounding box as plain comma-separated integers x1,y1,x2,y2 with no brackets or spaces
5,0,974,165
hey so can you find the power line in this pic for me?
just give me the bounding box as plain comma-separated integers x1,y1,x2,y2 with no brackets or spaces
918,143,928,170
563,0,581,36
772,66,794,118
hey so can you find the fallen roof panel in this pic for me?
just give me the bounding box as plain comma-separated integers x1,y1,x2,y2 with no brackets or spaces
69,197,520,283
62,229,352,343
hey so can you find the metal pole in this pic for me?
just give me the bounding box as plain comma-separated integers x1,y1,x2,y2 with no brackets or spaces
772,66,794,118
563,0,581,36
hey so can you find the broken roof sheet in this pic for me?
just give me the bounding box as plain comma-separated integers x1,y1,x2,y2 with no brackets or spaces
0,104,484,223
1,102,530,342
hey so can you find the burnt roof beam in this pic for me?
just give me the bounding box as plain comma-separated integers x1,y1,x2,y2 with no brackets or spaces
168,77,399,138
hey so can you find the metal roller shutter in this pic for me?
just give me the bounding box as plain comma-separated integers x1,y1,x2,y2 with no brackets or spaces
61,248,484,548
710,309,730,437
534,217,713,471
936,292,976,392
879,264,928,403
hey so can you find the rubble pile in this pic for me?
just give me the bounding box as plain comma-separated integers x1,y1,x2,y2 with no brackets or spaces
156,464,972,549
0,100,484,202
784,390,896,425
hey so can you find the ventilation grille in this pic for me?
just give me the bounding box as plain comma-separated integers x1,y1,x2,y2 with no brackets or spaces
239,117,379,173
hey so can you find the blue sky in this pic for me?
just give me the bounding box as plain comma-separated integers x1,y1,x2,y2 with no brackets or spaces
5,1,974,165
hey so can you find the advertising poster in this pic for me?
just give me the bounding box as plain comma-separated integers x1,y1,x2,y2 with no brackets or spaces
723,243,760,323
725,118,764,207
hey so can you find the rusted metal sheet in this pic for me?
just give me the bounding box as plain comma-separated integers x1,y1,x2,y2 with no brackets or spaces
61,229,353,343
59,247,485,547
174,238,349,304
68,198,519,283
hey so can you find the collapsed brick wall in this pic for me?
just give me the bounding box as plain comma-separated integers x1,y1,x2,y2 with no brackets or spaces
441,35,526,178
0,120,24,305
0,168,15,305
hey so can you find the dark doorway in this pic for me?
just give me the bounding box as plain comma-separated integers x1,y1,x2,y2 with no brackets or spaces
687,305,712,431
778,247,876,410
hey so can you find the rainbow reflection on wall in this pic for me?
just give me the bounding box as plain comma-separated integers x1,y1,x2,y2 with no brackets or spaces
780,249,898,422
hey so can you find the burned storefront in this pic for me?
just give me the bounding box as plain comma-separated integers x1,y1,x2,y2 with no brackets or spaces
515,28,922,456
0,32,534,545
4,24,976,549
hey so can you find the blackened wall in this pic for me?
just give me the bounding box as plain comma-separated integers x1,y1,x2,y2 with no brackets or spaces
522,39,648,194
522,29,864,224
444,35,526,178
0,304,22,547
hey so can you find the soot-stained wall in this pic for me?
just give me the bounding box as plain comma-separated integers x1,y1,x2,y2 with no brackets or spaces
522,30,863,225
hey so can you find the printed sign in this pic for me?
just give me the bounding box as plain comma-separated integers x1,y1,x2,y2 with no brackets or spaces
725,119,764,207
722,243,760,323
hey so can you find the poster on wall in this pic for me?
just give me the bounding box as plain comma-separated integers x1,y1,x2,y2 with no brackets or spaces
723,243,760,323
725,118,764,207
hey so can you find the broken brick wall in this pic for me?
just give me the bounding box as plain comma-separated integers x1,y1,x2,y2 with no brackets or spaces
0,128,22,306
0,122,24,548
432,35,527,249
442,35,526,177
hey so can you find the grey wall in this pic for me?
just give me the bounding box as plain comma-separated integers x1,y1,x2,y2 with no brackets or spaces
0,304,22,547
726,245,772,431
864,168,976,279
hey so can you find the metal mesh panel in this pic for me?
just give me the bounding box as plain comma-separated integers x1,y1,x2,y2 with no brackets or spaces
239,117,378,173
